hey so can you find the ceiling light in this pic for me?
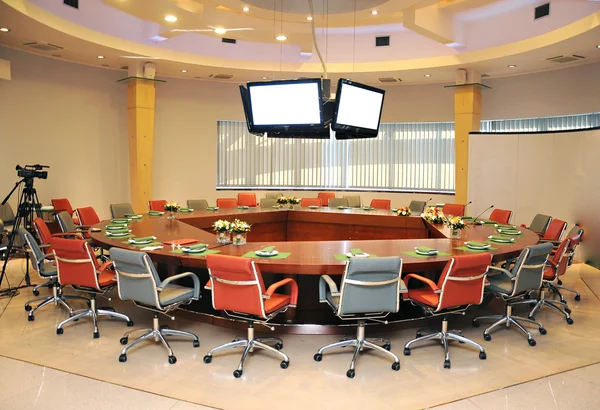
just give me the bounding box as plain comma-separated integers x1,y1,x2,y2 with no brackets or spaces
371,10,378,15
181,69,188,73
261,76,268,80
214,28,227,34
306,16,313,21
424,74,431,77
164,15,178,22
243,7,249,12
596,45,600,49
97,55,105,59
0,27,10,32
276,35,287,41
507,64,516,68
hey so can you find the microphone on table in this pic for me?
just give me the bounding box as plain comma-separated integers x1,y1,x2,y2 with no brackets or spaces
425,197,432,209
473,205,494,223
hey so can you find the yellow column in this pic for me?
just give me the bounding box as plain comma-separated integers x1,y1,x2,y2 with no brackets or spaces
127,79,155,213
454,85,482,204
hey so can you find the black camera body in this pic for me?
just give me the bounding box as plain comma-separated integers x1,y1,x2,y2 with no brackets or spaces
16,164,49,180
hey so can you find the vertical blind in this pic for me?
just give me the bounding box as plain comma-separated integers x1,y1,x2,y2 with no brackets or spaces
217,121,455,193
480,112,600,132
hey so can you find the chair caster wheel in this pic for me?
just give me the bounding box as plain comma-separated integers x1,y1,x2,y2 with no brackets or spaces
391,362,400,371
575,295,581,301
313,353,322,362
27,315,34,322
274,342,283,350
557,279,563,286
118,354,127,363
33,290,39,296
280,361,289,369
444,360,451,369
56,328,63,335
472,320,479,328
383,343,391,351
403,348,411,356
120,337,128,345
415,331,422,338
528,339,536,347
203,355,212,364
566,318,574,325
93,332,100,339
479,352,487,360
168,356,177,364
126,320,134,327
483,334,491,341
539,328,547,335
346,369,355,379
233,369,243,378
564,308,572,314
193,340,200,348
25,305,32,311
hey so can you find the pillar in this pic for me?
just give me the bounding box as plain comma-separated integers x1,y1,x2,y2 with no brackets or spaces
454,85,482,204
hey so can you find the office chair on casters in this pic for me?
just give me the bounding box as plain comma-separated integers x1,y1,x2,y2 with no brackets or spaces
51,198,78,223
110,203,134,218
300,198,322,207
148,200,167,212
265,192,284,199
203,254,298,378
408,200,427,214
237,192,257,207
216,198,238,209
259,198,277,208
110,248,201,364
403,253,490,369
520,214,552,236
540,219,567,241
75,207,101,231
329,197,349,208
343,194,361,207
51,237,134,338
318,192,336,206
314,257,404,378
472,242,553,346
186,199,209,210
489,209,512,224
442,203,466,217
370,199,391,210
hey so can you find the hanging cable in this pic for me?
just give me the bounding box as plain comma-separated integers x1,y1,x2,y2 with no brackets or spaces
308,0,327,79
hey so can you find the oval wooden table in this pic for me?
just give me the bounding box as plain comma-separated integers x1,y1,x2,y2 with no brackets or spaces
90,208,539,333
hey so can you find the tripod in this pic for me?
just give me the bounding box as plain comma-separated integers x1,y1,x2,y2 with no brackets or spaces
0,177,41,297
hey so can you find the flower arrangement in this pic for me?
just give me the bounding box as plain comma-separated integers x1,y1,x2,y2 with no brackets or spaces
212,219,231,233
276,196,289,205
229,219,251,234
164,201,180,212
445,216,466,230
421,207,446,224
288,196,300,205
397,207,411,216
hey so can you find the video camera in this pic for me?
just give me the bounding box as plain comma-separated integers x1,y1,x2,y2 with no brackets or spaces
16,164,49,180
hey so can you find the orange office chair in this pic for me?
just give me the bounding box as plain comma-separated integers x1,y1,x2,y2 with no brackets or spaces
51,198,79,223
489,209,512,224
370,199,391,210
33,217,83,259
317,192,336,206
75,207,101,228
403,253,491,369
300,198,322,207
216,198,238,209
237,192,257,207
148,200,167,212
540,219,567,241
203,254,298,378
442,203,466,217
51,237,134,338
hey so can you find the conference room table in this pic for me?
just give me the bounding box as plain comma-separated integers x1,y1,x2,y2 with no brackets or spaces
90,207,539,333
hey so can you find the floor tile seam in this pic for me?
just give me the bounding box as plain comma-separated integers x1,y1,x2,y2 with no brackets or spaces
579,277,600,300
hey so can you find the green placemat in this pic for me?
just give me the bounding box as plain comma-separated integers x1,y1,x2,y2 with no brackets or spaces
171,249,221,257
148,212,164,217
179,208,193,212
242,251,291,259
333,253,378,261
497,230,523,236
206,207,219,211
455,246,497,253
403,251,451,258
462,216,474,220
122,240,162,247
104,233,134,239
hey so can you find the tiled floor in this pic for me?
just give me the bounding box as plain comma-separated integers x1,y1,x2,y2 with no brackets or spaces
1,259,599,410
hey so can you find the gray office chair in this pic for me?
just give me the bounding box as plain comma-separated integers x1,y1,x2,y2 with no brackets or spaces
265,192,284,199
259,197,277,208
472,242,553,346
408,200,427,214
328,197,349,208
523,214,552,235
55,211,86,233
314,257,405,378
110,203,134,218
343,194,361,207
110,248,201,364
187,199,209,210
0,203,15,231
20,228,88,321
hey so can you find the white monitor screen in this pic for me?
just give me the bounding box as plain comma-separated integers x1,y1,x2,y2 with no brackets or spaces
335,83,384,131
249,81,322,126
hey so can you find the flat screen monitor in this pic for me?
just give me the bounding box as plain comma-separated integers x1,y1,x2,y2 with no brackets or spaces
332,79,385,137
247,79,323,131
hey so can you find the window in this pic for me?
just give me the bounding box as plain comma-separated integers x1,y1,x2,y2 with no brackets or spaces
480,112,600,133
217,121,455,193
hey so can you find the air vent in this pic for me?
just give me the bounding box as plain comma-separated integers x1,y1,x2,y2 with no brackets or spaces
375,36,390,47
535,3,550,20
23,42,64,52
222,37,236,44
63,0,79,9
210,74,233,80
547,55,585,64
377,77,401,83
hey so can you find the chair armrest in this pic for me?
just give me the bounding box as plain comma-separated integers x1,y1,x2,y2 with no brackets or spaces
399,279,408,294
265,278,298,306
158,272,200,299
488,266,516,280
519,223,527,228
539,239,560,246
52,232,84,239
96,261,114,274
319,275,339,303
545,259,558,269
76,225,91,231
404,273,440,293
39,243,51,249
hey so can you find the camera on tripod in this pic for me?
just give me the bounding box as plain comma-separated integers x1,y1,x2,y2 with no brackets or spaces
16,164,49,180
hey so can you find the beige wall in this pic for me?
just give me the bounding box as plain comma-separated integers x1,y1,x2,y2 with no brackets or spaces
2,46,600,219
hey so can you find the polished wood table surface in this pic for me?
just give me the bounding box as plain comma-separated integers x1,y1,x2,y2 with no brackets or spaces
90,208,539,333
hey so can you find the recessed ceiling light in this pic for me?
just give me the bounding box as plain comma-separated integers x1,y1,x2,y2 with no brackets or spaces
243,7,249,12
424,74,431,77
371,10,378,15
214,28,227,35
276,35,287,41
164,15,178,22
507,64,516,68
0,27,9,32
181,69,188,73
261,76,268,80
306,16,313,21
97,55,105,59
596,45,600,49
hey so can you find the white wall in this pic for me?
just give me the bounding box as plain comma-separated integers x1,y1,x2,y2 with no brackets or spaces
468,128,600,265
0,47,128,220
